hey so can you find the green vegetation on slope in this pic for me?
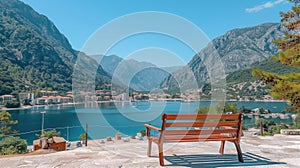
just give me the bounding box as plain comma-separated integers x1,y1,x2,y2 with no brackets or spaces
227,58,299,84
0,0,111,95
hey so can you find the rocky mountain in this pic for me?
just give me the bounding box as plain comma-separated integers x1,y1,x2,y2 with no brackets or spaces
128,67,173,91
161,23,284,92
0,0,110,95
99,55,182,91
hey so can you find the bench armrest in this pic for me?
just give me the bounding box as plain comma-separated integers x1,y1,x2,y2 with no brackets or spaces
144,124,161,132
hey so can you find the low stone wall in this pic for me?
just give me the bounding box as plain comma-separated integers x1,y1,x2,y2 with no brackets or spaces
281,129,300,135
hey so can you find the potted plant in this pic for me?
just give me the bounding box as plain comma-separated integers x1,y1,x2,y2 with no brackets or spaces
79,133,86,145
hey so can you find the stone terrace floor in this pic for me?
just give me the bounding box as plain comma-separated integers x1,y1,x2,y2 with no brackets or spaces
0,131,299,168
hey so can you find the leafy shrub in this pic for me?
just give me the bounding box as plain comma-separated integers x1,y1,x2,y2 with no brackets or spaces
242,125,248,130
0,136,27,155
140,130,146,136
39,129,60,138
195,102,240,114
79,133,86,140
268,124,288,135
4,102,20,108
255,118,290,136
254,119,276,131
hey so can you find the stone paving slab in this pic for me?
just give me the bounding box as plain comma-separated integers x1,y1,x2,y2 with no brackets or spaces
0,132,299,168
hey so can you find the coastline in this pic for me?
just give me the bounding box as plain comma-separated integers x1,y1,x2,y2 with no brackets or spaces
0,103,80,111
0,99,288,111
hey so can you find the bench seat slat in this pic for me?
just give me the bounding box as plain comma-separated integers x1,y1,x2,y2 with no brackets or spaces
164,134,236,140
151,135,237,143
165,114,240,120
165,121,239,127
164,128,238,135
164,138,237,142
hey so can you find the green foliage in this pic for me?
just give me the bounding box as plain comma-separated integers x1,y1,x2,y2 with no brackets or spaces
0,110,18,136
255,119,276,131
254,118,289,135
228,59,299,84
0,1,113,95
140,130,146,137
0,136,27,155
252,1,300,113
195,101,240,114
268,124,289,135
223,102,239,113
196,106,210,114
226,58,298,100
79,133,86,140
79,133,87,144
259,107,271,114
240,106,252,113
22,99,31,106
39,129,60,139
242,125,248,130
172,94,181,99
4,102,20,108
0,8,72,94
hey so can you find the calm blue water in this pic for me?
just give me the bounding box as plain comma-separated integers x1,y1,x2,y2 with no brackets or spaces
7,101,294,145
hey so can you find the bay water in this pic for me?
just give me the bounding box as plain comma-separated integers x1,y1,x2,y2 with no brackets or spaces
8,101,294,145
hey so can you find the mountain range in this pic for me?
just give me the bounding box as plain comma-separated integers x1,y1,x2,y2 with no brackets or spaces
160,23,284,93
99,55,181,91
0,0,294,100
0,0,111,95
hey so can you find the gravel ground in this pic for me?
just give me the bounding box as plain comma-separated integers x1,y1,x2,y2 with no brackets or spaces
0,131,299,168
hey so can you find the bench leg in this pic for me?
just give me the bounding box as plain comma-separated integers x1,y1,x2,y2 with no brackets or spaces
219,140,225,154
158,143,164,166
233,141,244,162
147,139,152,157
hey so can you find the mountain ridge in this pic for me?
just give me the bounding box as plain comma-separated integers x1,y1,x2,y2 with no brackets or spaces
0,0,110,95
160,23,284,92
99,55,182,91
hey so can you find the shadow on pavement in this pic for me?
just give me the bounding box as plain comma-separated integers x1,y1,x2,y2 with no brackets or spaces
164,152,286,167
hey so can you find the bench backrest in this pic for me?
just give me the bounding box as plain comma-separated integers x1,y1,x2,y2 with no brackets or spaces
159,113,242,142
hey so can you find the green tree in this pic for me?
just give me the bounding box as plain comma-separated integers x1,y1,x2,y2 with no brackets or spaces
195,101,240,114
253,1,300,126
0,110,18,136
4,102,20,108
223,102,239,114
255,119,276,132
195,106,210,114
38,129,60,139
0,136,27,155
268,124,289,135
258,107,270,114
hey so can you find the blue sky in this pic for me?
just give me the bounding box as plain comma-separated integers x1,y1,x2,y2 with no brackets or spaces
20,0,292,66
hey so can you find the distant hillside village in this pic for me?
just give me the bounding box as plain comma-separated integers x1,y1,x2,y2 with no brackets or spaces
0,91,73,108
0,90,160,108
0,90,116,108
0,89,200,107
0,87,280,109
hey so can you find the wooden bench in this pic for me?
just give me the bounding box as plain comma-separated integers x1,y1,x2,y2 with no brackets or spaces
144,113,244,166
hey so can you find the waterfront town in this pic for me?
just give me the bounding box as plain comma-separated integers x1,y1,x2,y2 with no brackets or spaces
0,88,282,109
0,90,188,108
